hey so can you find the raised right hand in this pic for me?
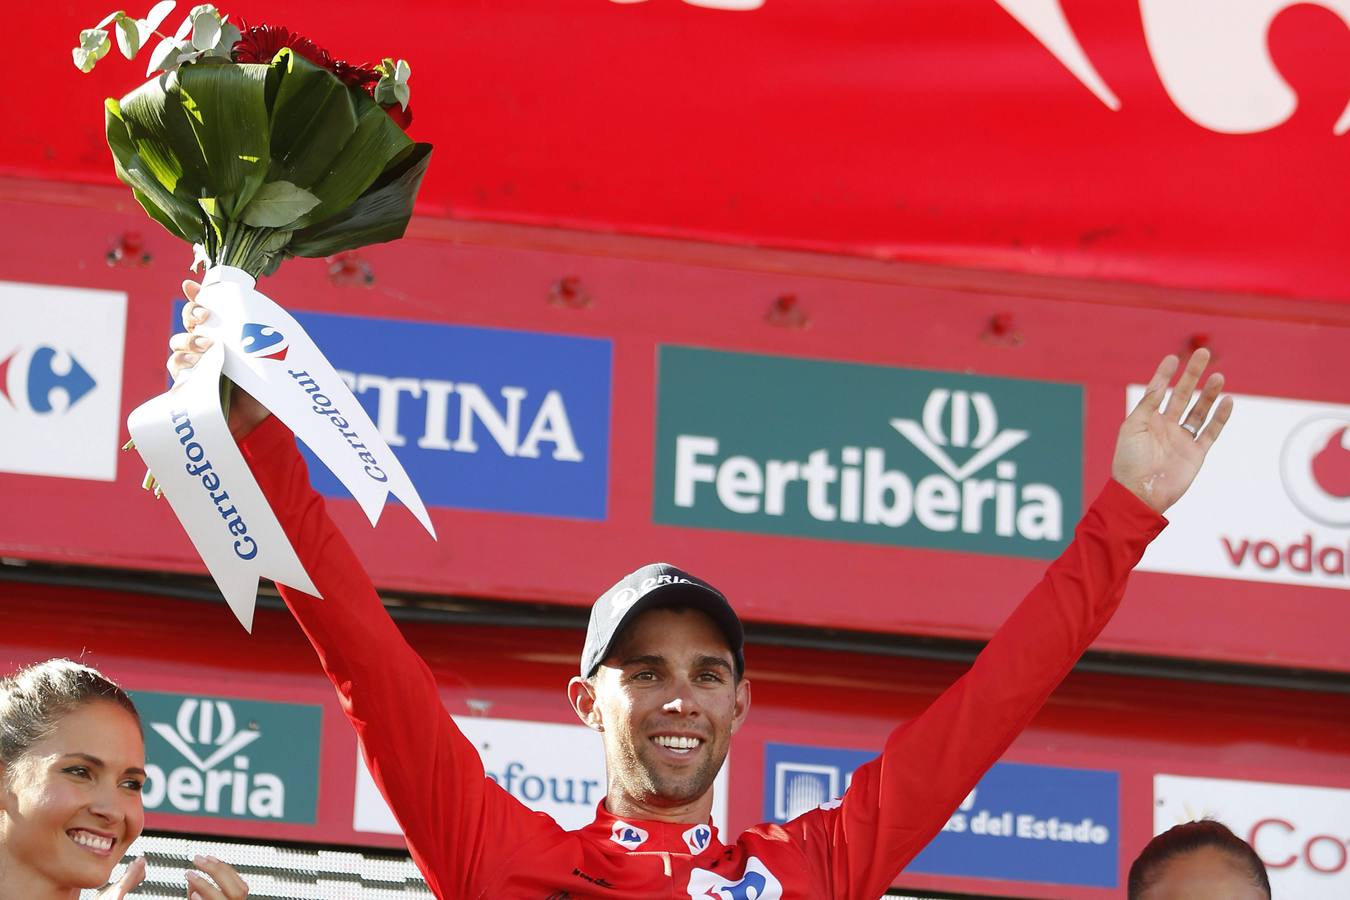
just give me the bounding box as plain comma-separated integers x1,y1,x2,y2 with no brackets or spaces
168,280,271,441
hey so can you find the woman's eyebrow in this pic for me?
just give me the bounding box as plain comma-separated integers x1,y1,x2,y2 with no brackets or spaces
60,752,106,769
61,752,148,777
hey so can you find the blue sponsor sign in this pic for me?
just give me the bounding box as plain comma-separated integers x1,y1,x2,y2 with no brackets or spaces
174,303,612,520
764,742,1119,889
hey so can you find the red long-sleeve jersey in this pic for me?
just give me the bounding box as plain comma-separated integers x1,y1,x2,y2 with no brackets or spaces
239,416,1164,899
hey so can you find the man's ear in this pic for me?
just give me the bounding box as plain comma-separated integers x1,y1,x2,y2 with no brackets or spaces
730,677,751,736
568,676,604,732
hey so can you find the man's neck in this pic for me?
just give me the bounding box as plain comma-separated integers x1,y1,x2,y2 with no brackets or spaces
602,789,713,825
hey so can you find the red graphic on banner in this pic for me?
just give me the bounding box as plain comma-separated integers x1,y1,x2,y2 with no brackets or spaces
1311,426,1350,499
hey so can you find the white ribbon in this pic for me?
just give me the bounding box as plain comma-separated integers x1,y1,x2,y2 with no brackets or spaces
190,266,434,535
127,342,320,631
127,265,435,629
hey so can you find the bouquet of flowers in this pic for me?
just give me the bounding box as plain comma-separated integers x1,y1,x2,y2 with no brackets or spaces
74,1,429,277
76,3,436,629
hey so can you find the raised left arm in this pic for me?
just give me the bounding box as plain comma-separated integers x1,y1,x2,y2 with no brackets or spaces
789,349,1232,899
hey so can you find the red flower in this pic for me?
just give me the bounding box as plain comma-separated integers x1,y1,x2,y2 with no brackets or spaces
231,23,332,69
384,103,413,130
231,23,412,132
331,59,381,90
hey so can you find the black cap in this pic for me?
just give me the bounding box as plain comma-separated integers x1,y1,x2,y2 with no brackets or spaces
581,562,745,678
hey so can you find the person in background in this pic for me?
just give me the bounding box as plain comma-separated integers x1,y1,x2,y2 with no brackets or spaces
0,658,249,900
1129,819,1271,900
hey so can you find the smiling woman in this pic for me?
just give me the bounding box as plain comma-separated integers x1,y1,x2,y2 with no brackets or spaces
0,661,252,900
0,659,145,899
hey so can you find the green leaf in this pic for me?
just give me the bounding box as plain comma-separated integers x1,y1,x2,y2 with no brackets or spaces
203,20,240,60
166,63,270,209
104,97,203,241
172,7,194,40
95,11,126,29
291,86,412,229
145,36,186,74
266,50,358,189
237,180,320,227
261,228,294,253
140,0,176,35
73,29,111,72
114,63,269,217
289,143,431,257
190,9,219,51
115,15,140,59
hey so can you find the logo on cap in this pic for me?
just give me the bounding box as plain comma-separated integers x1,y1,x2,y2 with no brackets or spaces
609,573,698,619
610,820,649,850
1281,415,1350,526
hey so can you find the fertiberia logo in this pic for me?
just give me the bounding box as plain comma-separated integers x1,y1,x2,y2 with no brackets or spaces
135,691,321,824
654,348,1082,559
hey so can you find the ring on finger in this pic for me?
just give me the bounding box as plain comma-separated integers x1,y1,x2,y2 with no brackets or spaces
1181,421,1199,436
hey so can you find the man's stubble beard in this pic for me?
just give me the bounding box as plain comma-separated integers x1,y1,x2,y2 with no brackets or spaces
613,732,727,807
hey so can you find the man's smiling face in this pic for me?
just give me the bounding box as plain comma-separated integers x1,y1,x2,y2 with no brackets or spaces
580,606,749,820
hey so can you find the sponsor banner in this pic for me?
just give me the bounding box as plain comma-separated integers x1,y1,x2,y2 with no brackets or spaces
1131,389,1350,590
0,281,126,481
764,743,1118,888
655,348,1082,559
174,303,612,521
1155,774,1350,897
134,691,322,824
354,717,728,834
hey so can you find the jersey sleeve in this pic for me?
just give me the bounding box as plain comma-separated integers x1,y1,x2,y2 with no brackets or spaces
784,479,1165,900
238,416,559,897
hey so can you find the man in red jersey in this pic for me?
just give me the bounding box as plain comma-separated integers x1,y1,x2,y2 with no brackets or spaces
170,284,1230,899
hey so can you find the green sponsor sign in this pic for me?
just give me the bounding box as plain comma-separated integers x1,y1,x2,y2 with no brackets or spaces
654,347,1082,559
134,691,321,824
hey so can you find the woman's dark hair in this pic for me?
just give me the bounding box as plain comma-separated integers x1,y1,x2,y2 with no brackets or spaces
0,658,141,770
1128,819,1271,898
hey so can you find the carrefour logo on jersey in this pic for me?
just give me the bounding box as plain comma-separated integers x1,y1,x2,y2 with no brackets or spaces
173,304,612,520
133,691,321,824
764,743,1118,889
654,348,1082,558
1,282,127,481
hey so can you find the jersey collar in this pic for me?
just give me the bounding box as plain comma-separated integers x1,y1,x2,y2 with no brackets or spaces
586,800,723,855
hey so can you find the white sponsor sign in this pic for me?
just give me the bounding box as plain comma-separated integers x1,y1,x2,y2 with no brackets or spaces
0,281,126,480
353,716,729,834
1129,388,1350,590
1155,774,1350,897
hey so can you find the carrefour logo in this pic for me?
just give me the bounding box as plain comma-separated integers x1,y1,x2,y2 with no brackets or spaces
654,348,1081,559
134,691,321,824
0,345,97,414
687,857,783,899
0,282,126,482
239,323,289,361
